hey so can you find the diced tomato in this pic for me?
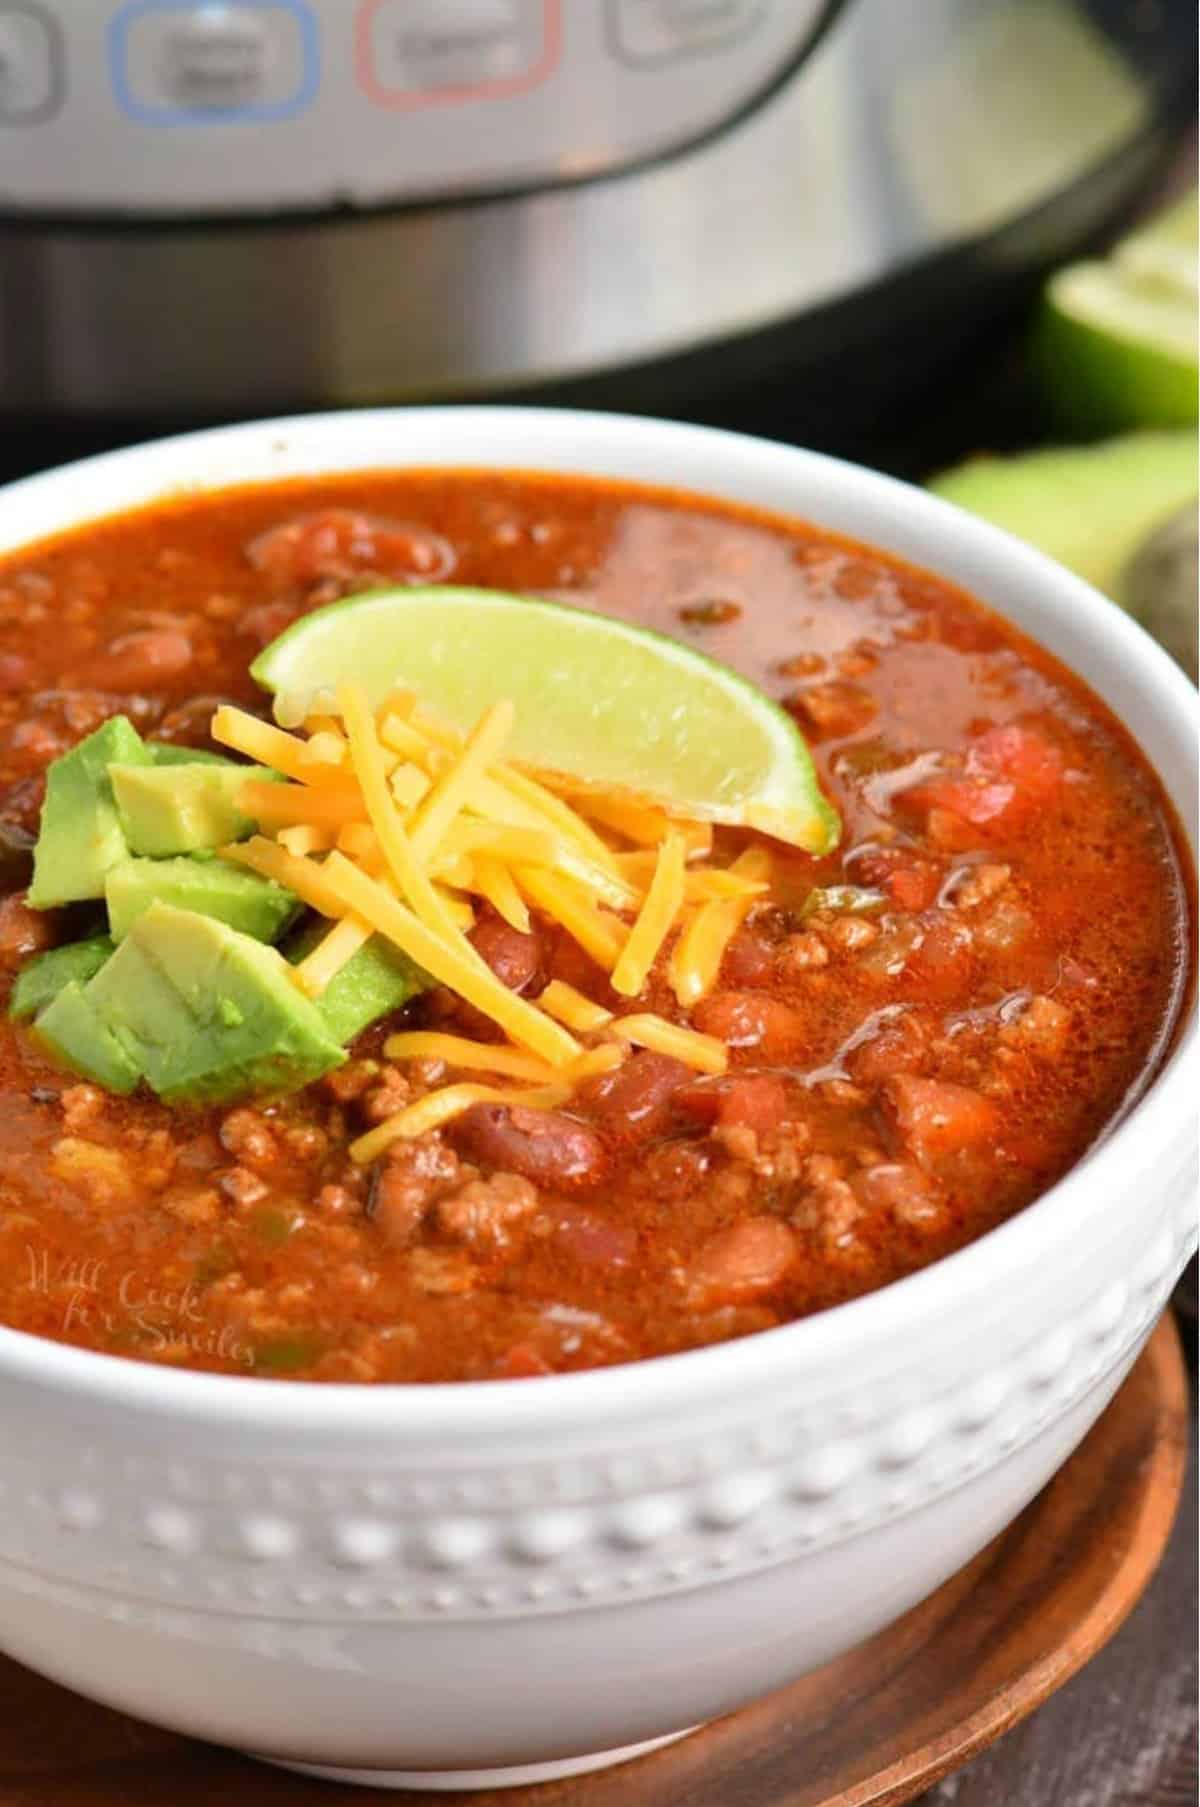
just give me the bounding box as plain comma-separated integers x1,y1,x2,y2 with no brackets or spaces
885,864,941,912
973,724,1064,803
675,1073,789,1135
900,722,1065,833
850,849,941,912
884,1075,999,1163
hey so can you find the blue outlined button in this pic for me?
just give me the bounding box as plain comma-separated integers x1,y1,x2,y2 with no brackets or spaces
110,1,318,125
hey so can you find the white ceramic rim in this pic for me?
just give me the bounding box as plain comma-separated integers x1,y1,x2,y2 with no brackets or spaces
0,406,1194,1435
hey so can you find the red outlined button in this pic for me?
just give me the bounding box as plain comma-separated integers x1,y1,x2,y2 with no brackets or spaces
357,0,561,109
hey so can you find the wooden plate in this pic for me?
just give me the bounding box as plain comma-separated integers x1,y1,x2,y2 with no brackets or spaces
0,1315,1187,1807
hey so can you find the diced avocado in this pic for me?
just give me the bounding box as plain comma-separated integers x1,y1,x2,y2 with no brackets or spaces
106,857,298,944
86,901,344,1103
928,430,1198,600
110,762,277,857
32,980,141,1093
27,716,152,908
285,920,427,1044
148,742,234,769
9,936,115,1021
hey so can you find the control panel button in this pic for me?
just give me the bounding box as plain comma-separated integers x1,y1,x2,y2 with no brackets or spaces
608,0,764,65
111,0,318,124
358,0,559,107
0,4,63,123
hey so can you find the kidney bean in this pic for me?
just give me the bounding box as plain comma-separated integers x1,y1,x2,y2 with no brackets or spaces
541,923,612,999
84,630,193,690
686,1218,797,1307
575,1051,690,1143
675,1073,788,1135
453,1104,607,1190
0,892,57,962
720,924,780,988
239,600,301,649
0,775,46,837
634,1138,714,1201
470,914,542,994
247,510,455,588
692,990,808,1058
546,1201,637,1268
0,820,34,893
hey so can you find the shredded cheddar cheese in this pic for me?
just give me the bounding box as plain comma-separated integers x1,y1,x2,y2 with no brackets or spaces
276,824,335,857
211,706,316,780
239,778,364,831
336,822,381,862
607,1013,728,1074
670,845,771,1009
472,854,531,932
378,711,437,765
293,913,373,998
338,681,467,949
382,1032,557,1084
497,766,620,873
441,823,558,866
515,868,626,970
539,980,614,1033
408,699,514,862
568,1043,626,1081
299,730,347,770
212,684,802,1162
318,854,581,1067
611,831,686,998
390,763,432,809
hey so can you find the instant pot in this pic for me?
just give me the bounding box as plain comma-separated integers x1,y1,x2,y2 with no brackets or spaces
0,0,1194,433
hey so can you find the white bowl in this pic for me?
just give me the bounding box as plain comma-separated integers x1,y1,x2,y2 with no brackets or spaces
0,409,1195,1793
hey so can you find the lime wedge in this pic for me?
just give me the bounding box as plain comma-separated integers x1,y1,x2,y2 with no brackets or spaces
1035,189,1198,431
251,586,840,854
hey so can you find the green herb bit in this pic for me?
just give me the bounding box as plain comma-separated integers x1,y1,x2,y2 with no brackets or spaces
801,885,887,919
254,1331,326,1373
